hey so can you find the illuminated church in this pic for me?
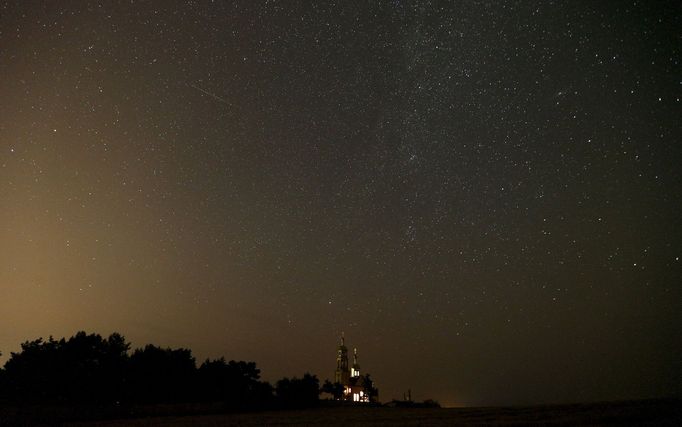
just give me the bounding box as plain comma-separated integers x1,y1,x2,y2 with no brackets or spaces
334,334,378,403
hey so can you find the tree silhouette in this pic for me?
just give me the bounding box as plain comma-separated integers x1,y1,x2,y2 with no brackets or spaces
275,373,320,408
0,330,335,415
197,357,272,408
321,379,344,400
127,344,196,403
2,332,131,403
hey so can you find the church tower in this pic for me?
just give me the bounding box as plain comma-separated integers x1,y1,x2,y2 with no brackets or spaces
334,333,350,385
351,347,360,378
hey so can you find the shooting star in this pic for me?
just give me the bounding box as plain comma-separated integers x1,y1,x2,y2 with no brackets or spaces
187,83,229,104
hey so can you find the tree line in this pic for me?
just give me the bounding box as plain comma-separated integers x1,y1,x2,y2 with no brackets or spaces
0,331,324,410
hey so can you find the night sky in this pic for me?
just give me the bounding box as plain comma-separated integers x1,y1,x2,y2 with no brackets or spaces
1,1,680,407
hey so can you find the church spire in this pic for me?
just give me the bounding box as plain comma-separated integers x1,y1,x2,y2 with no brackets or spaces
351,347,360,378
335,332,349,384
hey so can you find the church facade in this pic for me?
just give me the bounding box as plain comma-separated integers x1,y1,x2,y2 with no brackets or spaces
334,334,378,403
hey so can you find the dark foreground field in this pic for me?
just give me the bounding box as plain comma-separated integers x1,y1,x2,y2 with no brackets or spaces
57,399,680,426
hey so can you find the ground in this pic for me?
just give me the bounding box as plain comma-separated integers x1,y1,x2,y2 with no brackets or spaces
58,399,681,426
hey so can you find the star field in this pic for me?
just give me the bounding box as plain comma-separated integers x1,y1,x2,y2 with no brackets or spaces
0,1,680,406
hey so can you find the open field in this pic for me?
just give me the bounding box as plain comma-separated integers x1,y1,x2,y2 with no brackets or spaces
58,399,681,426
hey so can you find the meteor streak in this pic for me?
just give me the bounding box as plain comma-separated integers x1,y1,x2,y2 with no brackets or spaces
187,83,228,104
